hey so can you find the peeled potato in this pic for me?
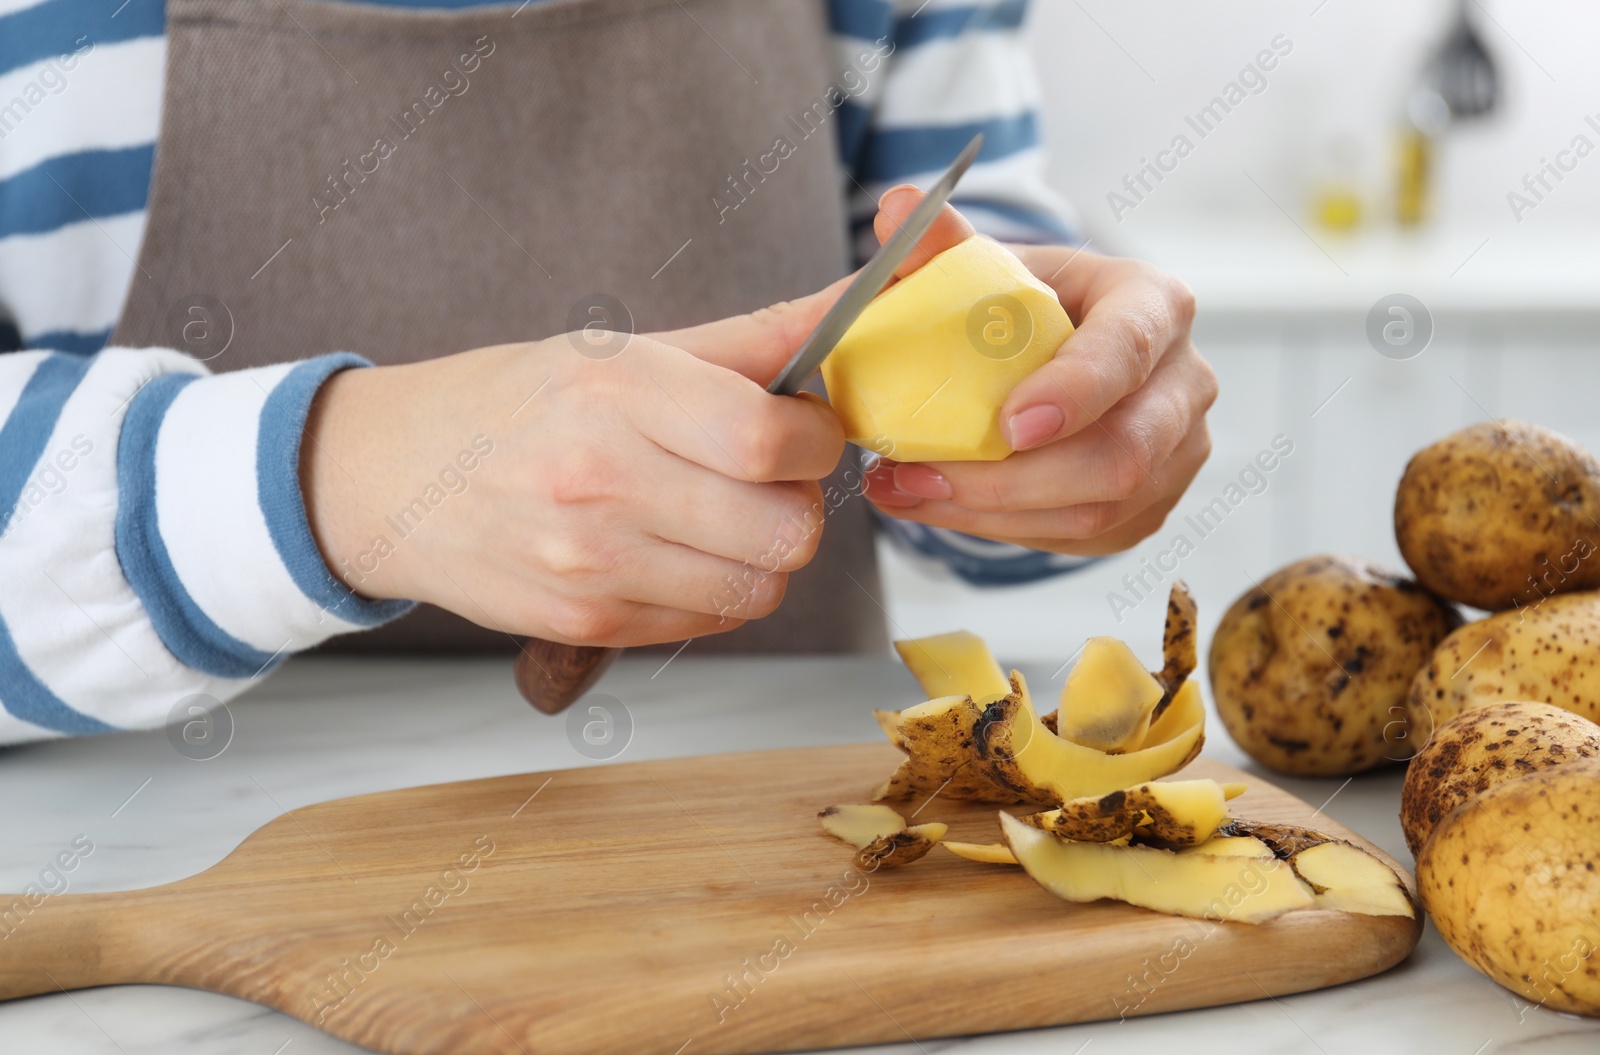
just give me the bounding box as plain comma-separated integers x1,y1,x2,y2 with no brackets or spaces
821,235,1072,462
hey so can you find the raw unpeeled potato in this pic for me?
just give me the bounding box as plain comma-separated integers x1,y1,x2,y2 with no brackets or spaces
821,235,1072,462
1418,760,1600,1015
1209,555,1460,776
1406,591,1600,744
1394,420,1600,611
1400,701,1600,857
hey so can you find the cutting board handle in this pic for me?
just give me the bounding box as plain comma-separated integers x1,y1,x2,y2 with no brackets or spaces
0,889,156,999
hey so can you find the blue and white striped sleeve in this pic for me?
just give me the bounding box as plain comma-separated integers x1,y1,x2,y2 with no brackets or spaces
829,0,1094,587
0,349,411,746
831,0,1080,264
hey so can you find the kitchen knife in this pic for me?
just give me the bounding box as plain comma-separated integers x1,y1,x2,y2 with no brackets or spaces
515,132,985,716
765,130,984,396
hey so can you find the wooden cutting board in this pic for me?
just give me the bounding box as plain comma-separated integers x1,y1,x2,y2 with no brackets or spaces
0,746,1420,1055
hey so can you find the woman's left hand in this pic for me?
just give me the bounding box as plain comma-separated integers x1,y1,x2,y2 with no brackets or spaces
863,186,1218,556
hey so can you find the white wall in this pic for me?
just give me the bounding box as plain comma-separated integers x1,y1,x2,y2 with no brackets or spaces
1024,0,1600,247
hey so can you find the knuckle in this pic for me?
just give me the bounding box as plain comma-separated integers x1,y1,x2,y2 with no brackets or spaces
1118,316,1158,383
728,405,789,481
538,533,606,580
1066,500,1121,539
699,613,747,637
748,300,799,331
763,488,825,570
548,599,626,644
1105,435,1153,501
545,446,616,506
1195,354,1220,411
743,569,789,618
1165,274,1198,329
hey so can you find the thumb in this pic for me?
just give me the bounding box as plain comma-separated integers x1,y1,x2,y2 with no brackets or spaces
647,270,854,386
650,186,976,386
874,183,976,280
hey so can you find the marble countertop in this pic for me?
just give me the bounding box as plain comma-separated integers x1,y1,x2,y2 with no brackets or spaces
1111,216,1600,320
3,654,1597,1055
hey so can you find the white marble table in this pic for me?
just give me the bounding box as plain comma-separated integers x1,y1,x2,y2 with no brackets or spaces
3,655,1596,1055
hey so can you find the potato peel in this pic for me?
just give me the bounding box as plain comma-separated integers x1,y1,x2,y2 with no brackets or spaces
943,841,1019,865
1153,579,1199,720
1024,778,1232,848
857,822,948,869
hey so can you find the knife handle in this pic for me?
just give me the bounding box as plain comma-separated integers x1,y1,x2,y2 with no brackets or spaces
513,639,622,715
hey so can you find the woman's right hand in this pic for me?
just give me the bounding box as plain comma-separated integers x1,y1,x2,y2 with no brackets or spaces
300,299,848,647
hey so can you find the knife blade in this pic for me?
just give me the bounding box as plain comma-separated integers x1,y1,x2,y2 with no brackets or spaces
765,131,984,397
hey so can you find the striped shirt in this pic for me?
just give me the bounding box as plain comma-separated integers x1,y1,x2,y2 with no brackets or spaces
0,0,1086,745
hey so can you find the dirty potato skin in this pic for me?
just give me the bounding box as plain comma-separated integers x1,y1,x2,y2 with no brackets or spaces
1210,556,1461,777
1394,420,1600,611
1418,759,1600,1016
1401,701,1600,858
1407,592,1600,747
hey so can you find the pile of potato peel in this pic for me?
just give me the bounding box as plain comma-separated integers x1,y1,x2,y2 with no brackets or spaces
820,582,1416,927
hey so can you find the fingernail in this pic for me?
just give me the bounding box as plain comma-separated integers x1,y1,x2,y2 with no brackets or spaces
880,184,919,208
894,463,952,500
865,473,923,508
1006,404,1065,451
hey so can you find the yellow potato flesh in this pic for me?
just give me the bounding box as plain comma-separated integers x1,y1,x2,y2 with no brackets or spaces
821,236,1072,462
1291,842,1414,918
894,630,1011,703
985,674,1206,803
1000,813,1315,924
872,669,1206,806
1058,636,1166,752
818,804,906,847
1178,835,1274,857
943,841,1019,865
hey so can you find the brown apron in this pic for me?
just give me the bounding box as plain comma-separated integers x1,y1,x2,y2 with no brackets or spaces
111,0,887,655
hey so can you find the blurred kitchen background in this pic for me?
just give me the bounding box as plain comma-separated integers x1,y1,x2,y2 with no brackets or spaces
878,0,1600,671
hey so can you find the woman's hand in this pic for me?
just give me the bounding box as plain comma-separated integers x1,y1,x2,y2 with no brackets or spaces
863,186,1218,555
299,287,850,647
